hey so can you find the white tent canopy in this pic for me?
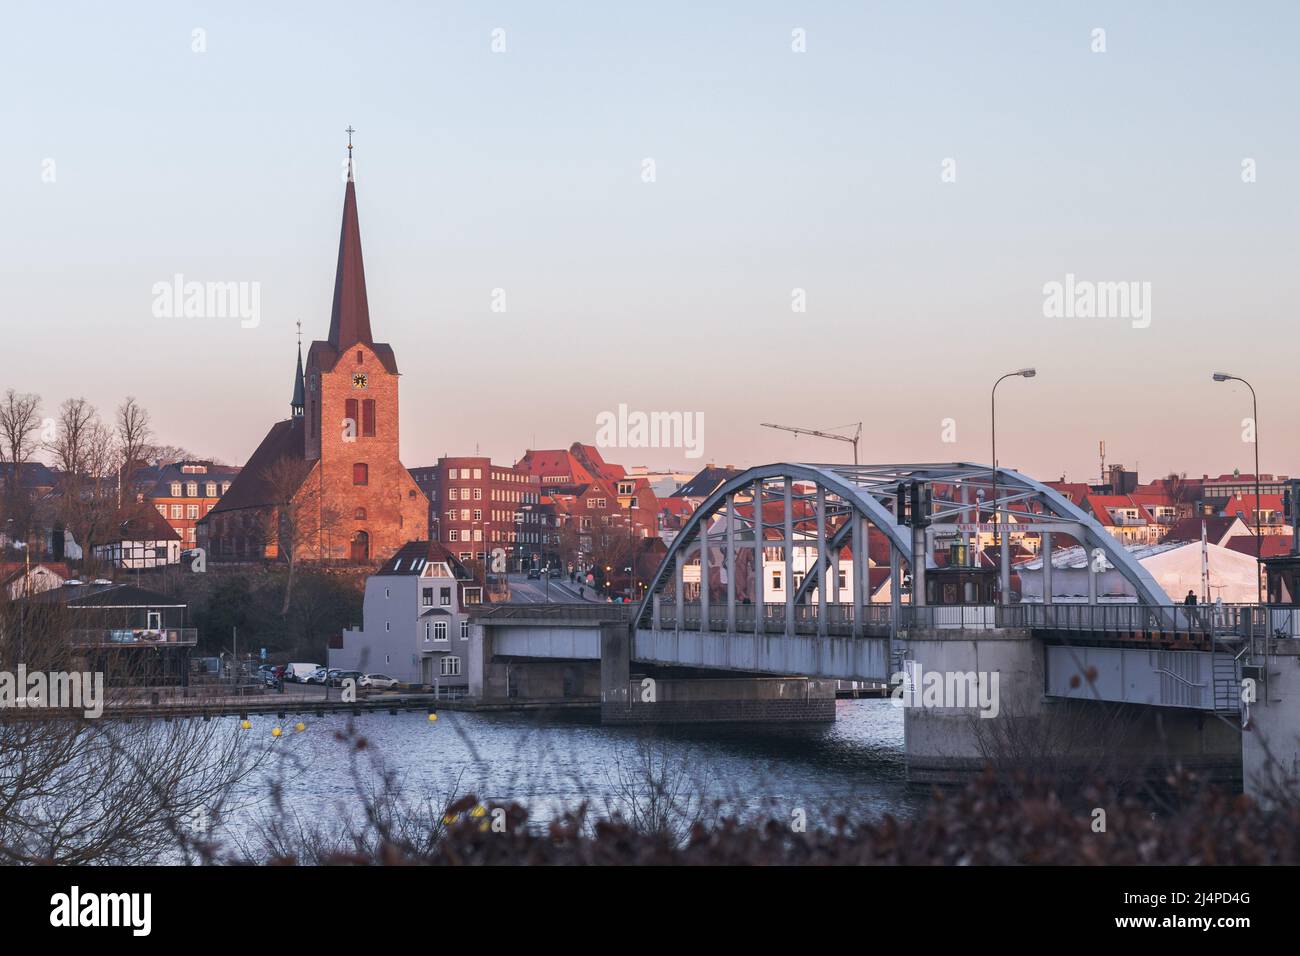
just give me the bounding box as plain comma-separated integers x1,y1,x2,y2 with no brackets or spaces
1018,540,1260,604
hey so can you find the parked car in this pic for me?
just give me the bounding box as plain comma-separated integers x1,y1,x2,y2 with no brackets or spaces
527,568,542,580
304,667,328,685
358,673,400,690
329,669,363,687
283,662,323,683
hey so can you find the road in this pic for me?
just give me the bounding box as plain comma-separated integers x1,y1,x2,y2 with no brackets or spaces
501,572,609,604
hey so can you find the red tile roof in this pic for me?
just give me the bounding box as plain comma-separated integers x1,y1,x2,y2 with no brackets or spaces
1225,534,1294,559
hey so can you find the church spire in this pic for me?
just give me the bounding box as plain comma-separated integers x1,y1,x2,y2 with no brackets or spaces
327,126,373,351
291,320,305,417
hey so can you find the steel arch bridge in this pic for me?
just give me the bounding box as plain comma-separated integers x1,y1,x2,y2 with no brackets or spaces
633,461,1171,635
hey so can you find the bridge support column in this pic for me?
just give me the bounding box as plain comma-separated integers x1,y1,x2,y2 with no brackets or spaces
753,478,764,634
784,479,795,637
999,528,1010,606
700,515,710,633
851,516,864,637
726,494,736,633
911,524,927,607
1041,530,1053,607
816,487,828,637
598,623,632,721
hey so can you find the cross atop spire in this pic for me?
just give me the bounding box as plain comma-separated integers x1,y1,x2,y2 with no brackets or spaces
344,126,356,183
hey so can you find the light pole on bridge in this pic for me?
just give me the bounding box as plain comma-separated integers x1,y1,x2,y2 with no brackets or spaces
1213,372,1264,605
991,368,1036,603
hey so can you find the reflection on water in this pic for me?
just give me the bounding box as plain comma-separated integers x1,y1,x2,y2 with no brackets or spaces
230,699,923,841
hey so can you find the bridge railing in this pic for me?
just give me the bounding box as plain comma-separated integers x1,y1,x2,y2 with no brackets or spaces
653,602,893,635
471,603,633,623
646,601,1300,641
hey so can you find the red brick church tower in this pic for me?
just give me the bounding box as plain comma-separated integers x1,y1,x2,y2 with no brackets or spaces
200,139,428,565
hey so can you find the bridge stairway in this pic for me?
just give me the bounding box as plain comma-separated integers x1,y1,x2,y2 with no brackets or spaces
889,645,906,683
1211,653,1240,714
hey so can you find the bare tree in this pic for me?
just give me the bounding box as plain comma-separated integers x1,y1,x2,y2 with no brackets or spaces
115,397,154,506
0,390,42,541
0,597,264,864
260,456,339,614
45,398,117,565
150,444,194,467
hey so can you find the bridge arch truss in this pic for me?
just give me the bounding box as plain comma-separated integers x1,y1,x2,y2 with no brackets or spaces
633,462,1171,634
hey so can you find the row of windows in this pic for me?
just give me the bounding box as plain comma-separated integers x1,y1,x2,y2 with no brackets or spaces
422,621,471,642
769,570,850,591
443,486,537,504
446,467,533,485
167,481,230,498
158,503,212,520
447,528,542,543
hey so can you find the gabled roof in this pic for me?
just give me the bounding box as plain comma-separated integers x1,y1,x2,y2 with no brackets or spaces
1219,492,1285,523
1163,515,1247,546
202,418,306,517
1226,534,1294,559
111,506,181,542
1083,494,1156,526
0,562,70,587
0,461,59,490
378,540,472,579
672,465,745,499
26,582,186,608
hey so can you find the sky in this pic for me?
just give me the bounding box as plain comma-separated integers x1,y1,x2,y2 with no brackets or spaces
4,1,1299,483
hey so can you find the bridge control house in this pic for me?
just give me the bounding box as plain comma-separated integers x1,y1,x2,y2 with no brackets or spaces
328,542,481,689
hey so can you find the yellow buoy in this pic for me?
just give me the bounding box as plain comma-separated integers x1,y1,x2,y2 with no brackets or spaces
295,722,306,732
240,719,251,730
271,727,282,737
428,713,438,722
442,813,457,825
470,804,487,818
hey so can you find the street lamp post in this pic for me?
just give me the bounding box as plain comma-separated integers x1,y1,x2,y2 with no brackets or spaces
1213,372,1264,604
990,368,1037,565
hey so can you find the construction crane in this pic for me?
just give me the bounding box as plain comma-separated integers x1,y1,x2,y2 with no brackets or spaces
760,422,862,465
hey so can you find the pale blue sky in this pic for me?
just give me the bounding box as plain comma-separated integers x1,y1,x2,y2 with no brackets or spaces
4,1,1298,482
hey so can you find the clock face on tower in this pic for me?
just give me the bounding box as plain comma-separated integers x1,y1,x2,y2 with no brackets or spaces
352,373,368,389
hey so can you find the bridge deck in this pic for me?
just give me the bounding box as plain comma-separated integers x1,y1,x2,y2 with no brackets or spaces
647,602,1299,646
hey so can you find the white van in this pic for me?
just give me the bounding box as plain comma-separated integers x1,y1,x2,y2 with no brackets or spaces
283,662,323,683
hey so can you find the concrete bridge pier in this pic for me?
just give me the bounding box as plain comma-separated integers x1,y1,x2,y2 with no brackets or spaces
899,627,1241,787
601,625,836,725
1242,639,1300,805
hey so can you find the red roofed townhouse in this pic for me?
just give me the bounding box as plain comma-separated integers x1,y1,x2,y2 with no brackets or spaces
1083,495,1163,546
1218,492,1286,533
515,443,626,494
197,150,427,565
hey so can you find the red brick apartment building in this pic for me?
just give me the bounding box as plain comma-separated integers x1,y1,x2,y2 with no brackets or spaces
409,458,548,568
138,461,240,549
